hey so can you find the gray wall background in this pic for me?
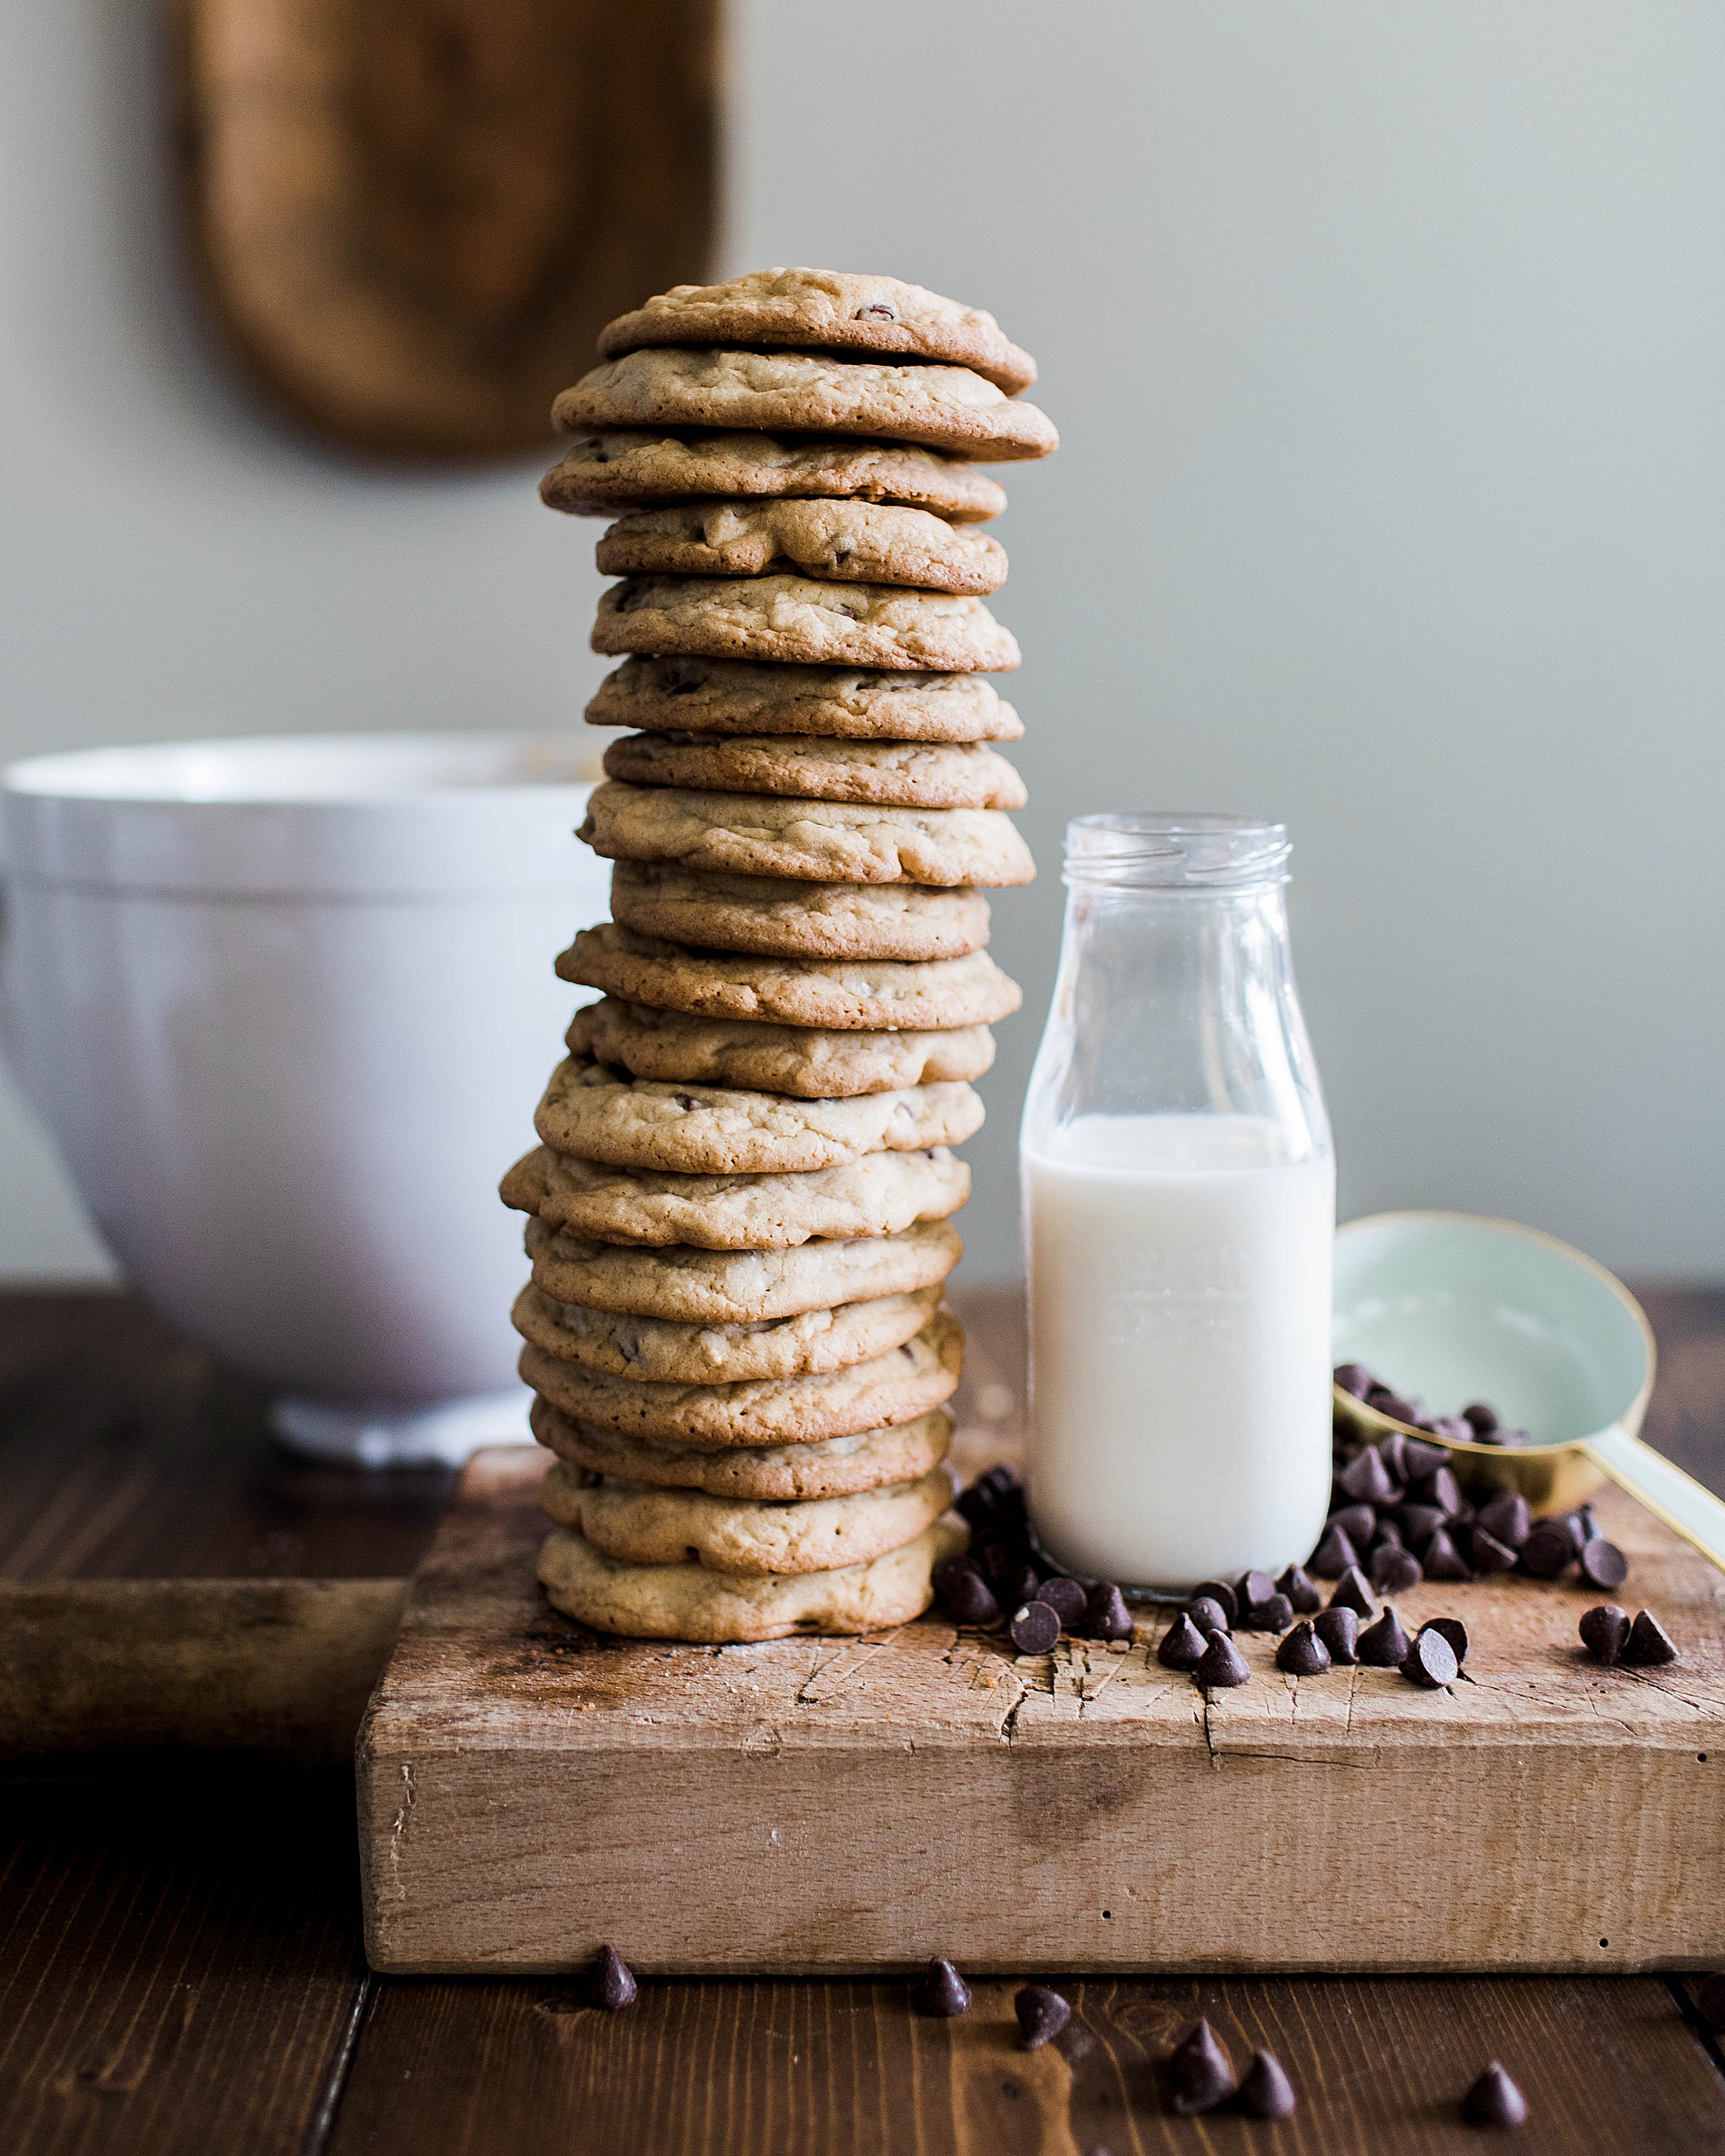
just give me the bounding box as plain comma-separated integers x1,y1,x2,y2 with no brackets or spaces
4,0,1723,1289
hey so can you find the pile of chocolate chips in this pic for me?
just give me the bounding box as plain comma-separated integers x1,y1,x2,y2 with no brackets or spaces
1323,1365,1630,1595
937,1465,1133,1647
1333,1363,1531,1447
1157,1569,1467,1692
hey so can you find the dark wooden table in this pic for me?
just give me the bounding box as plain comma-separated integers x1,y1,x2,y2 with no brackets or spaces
4,1284,1724,2155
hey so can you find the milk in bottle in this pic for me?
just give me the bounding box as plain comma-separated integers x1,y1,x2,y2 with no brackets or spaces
1020,817,1333,1588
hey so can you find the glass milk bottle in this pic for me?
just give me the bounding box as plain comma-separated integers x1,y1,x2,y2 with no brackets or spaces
1020,814,1334,1590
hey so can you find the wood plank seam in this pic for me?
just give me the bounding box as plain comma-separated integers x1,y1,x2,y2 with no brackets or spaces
1666,1977,1725,2093
300,1972,374,2156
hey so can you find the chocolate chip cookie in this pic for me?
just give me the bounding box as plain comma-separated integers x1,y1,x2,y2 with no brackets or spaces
594,499,1008,596
597,269,1037,394
592,575,1019,673
587,658,1021,742
601,733,1025,810
579,782,1034,886
542,431,1007,522
554,349,1056,461
567,998,995,1099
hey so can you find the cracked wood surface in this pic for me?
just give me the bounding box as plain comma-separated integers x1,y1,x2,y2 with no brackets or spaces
358,1445,1725,1974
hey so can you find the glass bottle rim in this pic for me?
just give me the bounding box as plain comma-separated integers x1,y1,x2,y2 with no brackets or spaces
1063,811,1290,890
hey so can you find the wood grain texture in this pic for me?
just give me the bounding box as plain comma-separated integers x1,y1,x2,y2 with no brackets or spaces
358,1446,1725,1975
0,1577,404,1760
0,1290,453,1582
173,0,718,456
0,1763,364,2156
324,1970,1725,2156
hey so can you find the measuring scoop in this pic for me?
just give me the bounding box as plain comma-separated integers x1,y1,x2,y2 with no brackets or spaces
1333,1210,1725,1571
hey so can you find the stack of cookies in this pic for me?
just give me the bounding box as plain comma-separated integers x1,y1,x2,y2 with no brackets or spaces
502,269,1054,1644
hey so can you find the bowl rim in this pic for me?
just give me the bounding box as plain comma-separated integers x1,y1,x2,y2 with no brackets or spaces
1333,1207,1656,1460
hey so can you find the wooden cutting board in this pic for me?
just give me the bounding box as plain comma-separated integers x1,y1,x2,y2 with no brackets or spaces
356,1446,1725,1975
173,0,718,456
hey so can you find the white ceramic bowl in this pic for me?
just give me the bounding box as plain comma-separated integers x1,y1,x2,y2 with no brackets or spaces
1,732,610,1465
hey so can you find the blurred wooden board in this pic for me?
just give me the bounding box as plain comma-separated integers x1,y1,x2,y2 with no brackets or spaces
0,1577,404,1761
357,1447,1725,1976
172,0,718,456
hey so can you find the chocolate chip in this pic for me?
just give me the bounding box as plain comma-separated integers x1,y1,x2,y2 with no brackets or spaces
1186,1595,1231,1636
1396,1502,1448,1547
1462,1401,1499,1436
591,1944,637,2009
1242,1592,1294,1634
1469,1528,1519,1577
955,1483,1000,1528
1358,1604,1412,1667
1196,1631,1252,1687
1579,1604,1630,1664
1328,1502,1378,1545
1402,1628,1457,1687
1236,1569,1278,1613
1421,1528,1471,1581
1407,1465,1463,1516
1624,1609,1678,1665
855,300,899,322
1333,1362,1375,1397
1367,1390,1420,1425
1698,1974,1725,2032
1422,1615,1469,1666
1277,1564,1322,1614
947,1570,1000,1626
1014,1983,1070,2049
1476,1492,1531,1549
1157,1613,1208,1669
1038,1576,1089,1629
1462,2061,1530,2128
1399,1436,1453,1478
1085,1582,1133,1641
980,1480,1028,1527
1579,1537,1629,1590
1308,1525,1360,1580
1370,1545,1424,1595
1425,1416,1474,1442
1276,1619,1332,1675
981,1542,1022,1585
1338,1447,1402,1505
1489,1426,1531,1448
1368,1519,1404,1553
1575,1503,1599,1542
1236,2047,1298,2119
1010,1600,1061,1654
1518,1524,1576,1580
1375,1429,1409,1482
1550,1513,1586,1557
914,1955,971,2016
932,1552,980,1603
1190,1579,1238,1626
1313,1606,1360,1663
1168,2017,1236,2114
1328,1566,1378,1618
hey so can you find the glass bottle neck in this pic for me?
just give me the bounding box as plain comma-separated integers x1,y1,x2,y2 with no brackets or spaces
1023,872,1331,1161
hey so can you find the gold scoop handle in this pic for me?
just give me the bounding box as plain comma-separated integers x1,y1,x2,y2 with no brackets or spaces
1577,1424,1725,1575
